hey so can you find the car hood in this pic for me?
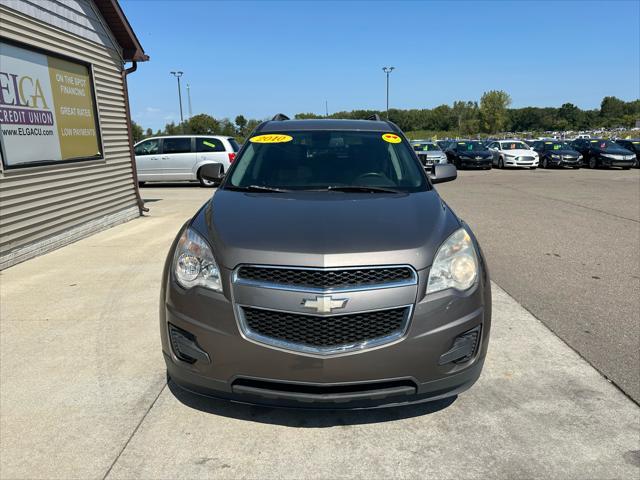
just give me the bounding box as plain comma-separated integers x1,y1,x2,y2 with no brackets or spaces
597,148,633,155
191,190,460,271
458,151,492,158
418,151,446,157
501,149,536,156
547,149,580,156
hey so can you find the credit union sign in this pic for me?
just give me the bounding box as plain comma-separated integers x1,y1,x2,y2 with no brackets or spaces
0,41,102,168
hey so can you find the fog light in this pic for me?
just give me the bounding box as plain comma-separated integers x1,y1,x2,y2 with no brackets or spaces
438,325,481,365
168,323,211,364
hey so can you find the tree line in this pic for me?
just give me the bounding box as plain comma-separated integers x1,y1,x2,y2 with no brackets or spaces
131,92,639,143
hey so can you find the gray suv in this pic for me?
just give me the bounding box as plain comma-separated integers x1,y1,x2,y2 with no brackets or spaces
160,116,492,409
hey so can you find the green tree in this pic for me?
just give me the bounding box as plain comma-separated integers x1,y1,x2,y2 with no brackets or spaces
600,96,625,119
131,120,143,143
184,114,219,134
235,115,247,134
144,128,153,138
480,90,511,133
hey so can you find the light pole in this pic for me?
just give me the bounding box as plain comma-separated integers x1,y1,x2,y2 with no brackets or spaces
186,83,193,118
382,66,395,118
170,71,184,127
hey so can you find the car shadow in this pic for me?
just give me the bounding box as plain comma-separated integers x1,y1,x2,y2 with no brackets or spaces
167,379,456,427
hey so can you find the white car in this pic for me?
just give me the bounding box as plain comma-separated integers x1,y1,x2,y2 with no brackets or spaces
410,140,448,167
134,135,240,187
487,140,539,169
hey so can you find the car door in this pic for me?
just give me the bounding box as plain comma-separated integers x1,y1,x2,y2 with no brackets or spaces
160,137,196,181
195,137,229,174
134,138,161,180
487,142,498,165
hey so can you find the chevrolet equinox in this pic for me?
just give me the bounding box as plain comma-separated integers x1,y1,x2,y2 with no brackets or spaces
160,115,492,409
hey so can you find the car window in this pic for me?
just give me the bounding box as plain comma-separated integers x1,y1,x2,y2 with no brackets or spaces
227,130,428,192
196,138,225,152
163,137,192,154
455,141,485,151
134,139,160,156
227,138,241,152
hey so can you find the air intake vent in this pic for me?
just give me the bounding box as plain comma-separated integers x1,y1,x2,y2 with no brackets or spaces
438,325,481,365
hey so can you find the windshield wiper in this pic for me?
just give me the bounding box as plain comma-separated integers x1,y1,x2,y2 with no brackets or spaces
226,184,291,193
324,185,401,194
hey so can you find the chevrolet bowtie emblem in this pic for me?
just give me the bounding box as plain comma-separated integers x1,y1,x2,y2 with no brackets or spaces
302,295,348,314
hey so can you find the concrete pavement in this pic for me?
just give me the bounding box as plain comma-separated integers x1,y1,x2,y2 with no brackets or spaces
1,183,639,479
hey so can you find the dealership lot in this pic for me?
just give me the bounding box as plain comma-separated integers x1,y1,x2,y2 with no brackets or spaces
1,172,639,479
437,168,640,401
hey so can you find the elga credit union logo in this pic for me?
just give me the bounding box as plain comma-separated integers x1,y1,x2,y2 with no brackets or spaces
0,72,54,126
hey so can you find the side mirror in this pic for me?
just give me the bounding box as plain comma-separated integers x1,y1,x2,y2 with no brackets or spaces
430,163,457,184
200,163,224,181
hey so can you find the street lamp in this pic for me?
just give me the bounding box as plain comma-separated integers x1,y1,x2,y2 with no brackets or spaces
170,71,184,127
382,66,395,118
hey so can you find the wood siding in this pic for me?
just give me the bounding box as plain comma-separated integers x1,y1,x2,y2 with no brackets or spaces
0,2,140,269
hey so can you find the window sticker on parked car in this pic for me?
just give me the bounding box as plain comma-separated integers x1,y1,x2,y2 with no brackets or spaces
203,141,217,148
250,134,293,144
382,133,401,144
553,144,561,150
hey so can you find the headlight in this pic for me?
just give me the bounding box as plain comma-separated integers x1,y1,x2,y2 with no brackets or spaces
578,155,583,160
173,227,222,292
551,154,560,159
426,228,478,294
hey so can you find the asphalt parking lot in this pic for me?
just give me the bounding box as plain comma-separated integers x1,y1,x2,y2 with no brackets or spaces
1,172,639,479
437,167,640,401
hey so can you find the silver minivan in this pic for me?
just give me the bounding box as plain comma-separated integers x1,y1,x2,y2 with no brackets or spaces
134,135,240,187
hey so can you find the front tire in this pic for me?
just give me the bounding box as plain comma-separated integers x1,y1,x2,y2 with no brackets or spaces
498,157,504,169
588,156,597,169
542,157,549,169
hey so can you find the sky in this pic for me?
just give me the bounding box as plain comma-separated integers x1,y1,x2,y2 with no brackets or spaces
121,0,640,131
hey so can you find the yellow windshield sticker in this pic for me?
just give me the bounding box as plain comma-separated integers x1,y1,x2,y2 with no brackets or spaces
590,140,598,143
545,141,553,144
203,140,217,148
250,134,293,144
458,142,466,145
382,133,401,144
633,141,640,144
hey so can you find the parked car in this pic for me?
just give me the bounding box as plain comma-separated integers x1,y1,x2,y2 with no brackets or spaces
161,116,491,409
134,135,240,187
571,139,635,169
445,140,493,169
436,140,452,151
530,140,581,168
487,140,538,169
614,139,640,168
410,140,448,167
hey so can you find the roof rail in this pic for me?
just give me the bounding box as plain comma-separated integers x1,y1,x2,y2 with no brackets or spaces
367,113,382,121
271,113,290,121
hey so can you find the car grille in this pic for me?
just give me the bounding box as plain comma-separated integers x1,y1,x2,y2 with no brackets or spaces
517,156,535,162
236,266,415,290
242,307,409,350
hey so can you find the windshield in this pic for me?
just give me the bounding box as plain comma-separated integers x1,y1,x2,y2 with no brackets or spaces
412,143,441,152
455,141,485,151
590,140,618,149
500,142,529,150
626,141,640,152
226,130,428,192
545,141,574,150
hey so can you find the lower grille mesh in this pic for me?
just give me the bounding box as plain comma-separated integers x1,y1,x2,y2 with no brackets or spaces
243,307,408,349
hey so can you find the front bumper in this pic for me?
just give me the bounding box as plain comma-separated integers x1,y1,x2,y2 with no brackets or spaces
458,158,492,168
161,264,491,409
599,156,635,167
548,157,581,167
504,157,539,167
